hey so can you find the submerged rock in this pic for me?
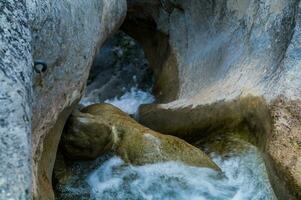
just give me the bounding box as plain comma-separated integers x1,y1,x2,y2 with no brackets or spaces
62,103,220,171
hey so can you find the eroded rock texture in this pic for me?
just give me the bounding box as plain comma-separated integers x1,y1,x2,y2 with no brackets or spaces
0,1,32,199
62,103,220,171
266,97,301,199
1,0,301,199
26,0,127,199
125,0,301,103
124,0,301,199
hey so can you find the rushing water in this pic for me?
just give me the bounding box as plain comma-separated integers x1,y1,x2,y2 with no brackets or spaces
56,87,276,200
57,147,275,200
86,148,275,200
104,87,155,115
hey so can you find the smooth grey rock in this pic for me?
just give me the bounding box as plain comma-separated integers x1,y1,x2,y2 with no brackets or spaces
0,0,126,199
0,0,32,199
126,0,301,105
26,0,127,199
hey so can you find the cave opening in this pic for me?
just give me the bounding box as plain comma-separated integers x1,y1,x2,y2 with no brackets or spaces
79,31,155,115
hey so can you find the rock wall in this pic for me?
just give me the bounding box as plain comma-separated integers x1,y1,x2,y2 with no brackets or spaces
0,1,32,199
125,0,301,104
1,0,300,199
124,0,301,199
27,0,126,199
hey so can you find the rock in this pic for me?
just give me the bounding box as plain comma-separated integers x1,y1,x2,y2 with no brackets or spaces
124,0,301,199
125,0,301,104
1,0,300,199
52,149,71,186
62,112,113,160
0,1,32,200
62,103,220,171
26,0,127,199
139,96,301,199
139,96,271,145
265,97,301,200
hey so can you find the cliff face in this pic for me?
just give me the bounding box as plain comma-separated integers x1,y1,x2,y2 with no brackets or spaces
125,0,301,104
1,0,301,199
27,0,127,199
1,0,126,199
0,1,32,200
171,0,300,104
124,0,301,199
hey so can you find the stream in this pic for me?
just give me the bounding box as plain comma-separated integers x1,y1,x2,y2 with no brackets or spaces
54,32,276,200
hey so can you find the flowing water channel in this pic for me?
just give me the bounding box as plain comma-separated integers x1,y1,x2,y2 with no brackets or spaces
54,32,276,200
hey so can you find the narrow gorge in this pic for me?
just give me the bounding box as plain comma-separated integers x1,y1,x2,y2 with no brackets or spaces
0,0,301,200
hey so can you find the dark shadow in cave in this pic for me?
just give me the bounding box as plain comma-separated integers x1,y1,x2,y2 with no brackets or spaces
80,31,154,106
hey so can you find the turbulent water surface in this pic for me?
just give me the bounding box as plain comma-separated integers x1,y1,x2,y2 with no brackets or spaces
86,148,275,200
57,147,275,200
104,87,155,115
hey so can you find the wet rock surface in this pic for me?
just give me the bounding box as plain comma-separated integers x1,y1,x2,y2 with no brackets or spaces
125,0,301,103
139,96,271,144
62,103,220,170
55,119,276,200
139,95,301,199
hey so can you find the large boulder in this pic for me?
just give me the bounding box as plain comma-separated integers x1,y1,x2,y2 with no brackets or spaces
124,0,301,103
61,103,220,171
0,1,32,199
123,0,301,199
139,96,271,145
265,97,301,200
26,0,127,199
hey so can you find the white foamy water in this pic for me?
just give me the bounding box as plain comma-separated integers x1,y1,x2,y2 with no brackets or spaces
104,87,155,115
86,147,275,200
80,87,155,115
